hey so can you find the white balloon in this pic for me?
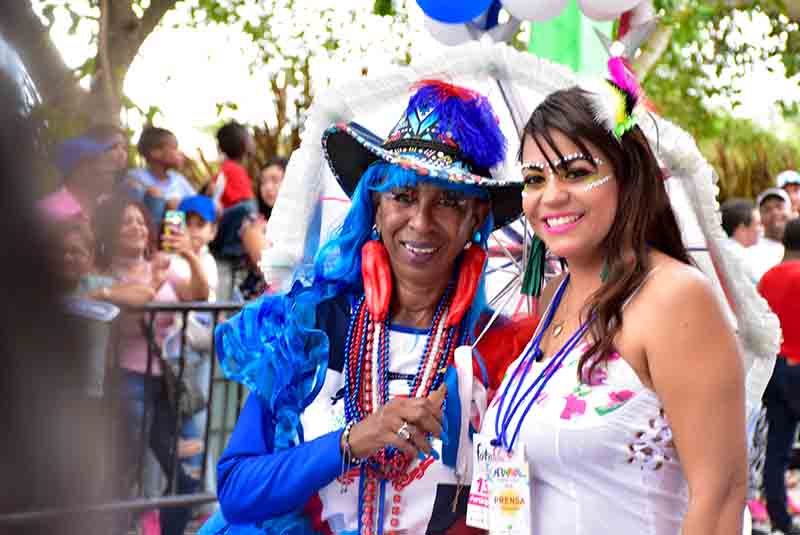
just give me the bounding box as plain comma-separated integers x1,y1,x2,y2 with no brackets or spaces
423,15,476,46
502,0,569,22
577,0,643,21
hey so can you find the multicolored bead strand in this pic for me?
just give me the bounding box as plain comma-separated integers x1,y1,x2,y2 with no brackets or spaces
343,287,463,535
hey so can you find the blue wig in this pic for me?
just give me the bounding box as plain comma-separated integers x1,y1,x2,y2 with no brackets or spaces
212,162,494,534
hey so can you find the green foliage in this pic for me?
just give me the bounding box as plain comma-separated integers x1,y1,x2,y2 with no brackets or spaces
645,1,800,125
701,118,799,200
121,94,164,126
373,0,395,16
189,0,416,161
644,0,800,199
215,101,240,116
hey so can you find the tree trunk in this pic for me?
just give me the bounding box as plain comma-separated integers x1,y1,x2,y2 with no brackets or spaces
0,3,87,117
0,1,178,127
633,23,674,79
91,0,179,124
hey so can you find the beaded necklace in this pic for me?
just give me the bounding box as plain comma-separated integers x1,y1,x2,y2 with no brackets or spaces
342,286,462,535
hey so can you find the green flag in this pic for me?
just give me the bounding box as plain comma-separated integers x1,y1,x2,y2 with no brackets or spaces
527,0,612,75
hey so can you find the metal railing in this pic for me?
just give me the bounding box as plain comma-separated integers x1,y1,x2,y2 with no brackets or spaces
0,300,244,528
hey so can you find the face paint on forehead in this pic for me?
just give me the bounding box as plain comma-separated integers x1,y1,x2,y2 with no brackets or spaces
521,153,605,179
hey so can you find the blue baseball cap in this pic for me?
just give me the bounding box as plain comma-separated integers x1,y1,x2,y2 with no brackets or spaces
416,0,493,23
178,195,216,223
55,136,113,176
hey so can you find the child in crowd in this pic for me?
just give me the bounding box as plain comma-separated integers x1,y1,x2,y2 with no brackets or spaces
162,195,219,504
209,122,257,300
126,126,195,224
166,195,219,300
212,121,255,211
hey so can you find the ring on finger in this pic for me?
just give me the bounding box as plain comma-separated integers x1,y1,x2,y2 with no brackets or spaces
397,421,412,441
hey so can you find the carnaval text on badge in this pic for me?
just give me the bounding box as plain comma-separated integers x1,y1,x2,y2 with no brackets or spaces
466,434,527,531
488,460,532,535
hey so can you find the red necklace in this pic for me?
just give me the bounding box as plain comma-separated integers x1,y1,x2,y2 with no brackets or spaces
343,239,486,535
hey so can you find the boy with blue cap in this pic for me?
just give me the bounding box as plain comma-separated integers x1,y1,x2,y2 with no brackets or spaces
163,194,220,500
163,194,219,301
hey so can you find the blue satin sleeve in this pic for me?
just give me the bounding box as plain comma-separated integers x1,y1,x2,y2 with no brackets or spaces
217,395,345,524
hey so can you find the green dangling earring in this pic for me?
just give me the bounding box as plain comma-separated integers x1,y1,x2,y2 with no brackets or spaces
600,258,609,283
521,234,547,298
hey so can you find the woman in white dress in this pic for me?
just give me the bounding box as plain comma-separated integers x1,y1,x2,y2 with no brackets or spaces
482,82,748,534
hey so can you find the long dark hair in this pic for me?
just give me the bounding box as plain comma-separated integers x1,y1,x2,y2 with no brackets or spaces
522,86,692,379
93,195,155,271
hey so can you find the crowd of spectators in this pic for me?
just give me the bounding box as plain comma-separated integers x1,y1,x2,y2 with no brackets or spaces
36,122,287,535
36,118,800,535
721,170,800,534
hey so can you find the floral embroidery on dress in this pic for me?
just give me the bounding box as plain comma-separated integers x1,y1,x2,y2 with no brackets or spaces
583,364,608,386
578,349,620,386
595,390,635,416
626,408,675,470
561,394,587,420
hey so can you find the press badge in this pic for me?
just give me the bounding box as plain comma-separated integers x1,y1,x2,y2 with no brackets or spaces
487,457,532,535
466,433,530,532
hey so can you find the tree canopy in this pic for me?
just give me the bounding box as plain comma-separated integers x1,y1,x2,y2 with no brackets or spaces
642,0,800,197
4,0,799,198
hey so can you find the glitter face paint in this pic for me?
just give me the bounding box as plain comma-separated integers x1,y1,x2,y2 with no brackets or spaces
582,174,611,192
519,153,608,194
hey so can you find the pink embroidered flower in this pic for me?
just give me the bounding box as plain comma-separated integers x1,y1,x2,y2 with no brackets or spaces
560,394,587,420
595,390,636,416
610,390,634,403
582,365,608,386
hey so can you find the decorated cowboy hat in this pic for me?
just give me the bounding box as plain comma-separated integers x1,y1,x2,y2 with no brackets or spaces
321,80,522,228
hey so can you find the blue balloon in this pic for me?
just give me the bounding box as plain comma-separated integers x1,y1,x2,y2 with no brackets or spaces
416,0,494,23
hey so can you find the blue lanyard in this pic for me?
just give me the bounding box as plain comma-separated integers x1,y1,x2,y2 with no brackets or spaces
493,275,592,452
503,322,590,451
492,276,569,445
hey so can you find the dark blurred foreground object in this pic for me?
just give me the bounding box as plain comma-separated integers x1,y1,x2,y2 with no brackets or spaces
0,32,120,535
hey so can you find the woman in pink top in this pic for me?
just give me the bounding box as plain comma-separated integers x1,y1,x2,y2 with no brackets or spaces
93,196,204,535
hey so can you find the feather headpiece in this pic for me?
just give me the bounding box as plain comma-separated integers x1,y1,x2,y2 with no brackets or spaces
584,28,653,139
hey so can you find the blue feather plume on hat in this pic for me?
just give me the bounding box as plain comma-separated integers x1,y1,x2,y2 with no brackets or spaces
407,80,506,171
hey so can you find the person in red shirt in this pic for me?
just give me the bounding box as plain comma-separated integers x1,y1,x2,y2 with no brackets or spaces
214,121,256,210
209,122,257,299
759,218,800,534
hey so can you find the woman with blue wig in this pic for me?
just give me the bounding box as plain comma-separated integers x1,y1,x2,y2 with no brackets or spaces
200,80,529,535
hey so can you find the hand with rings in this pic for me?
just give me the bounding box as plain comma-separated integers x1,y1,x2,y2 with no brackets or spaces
345,384,446,461
396,421,413,441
